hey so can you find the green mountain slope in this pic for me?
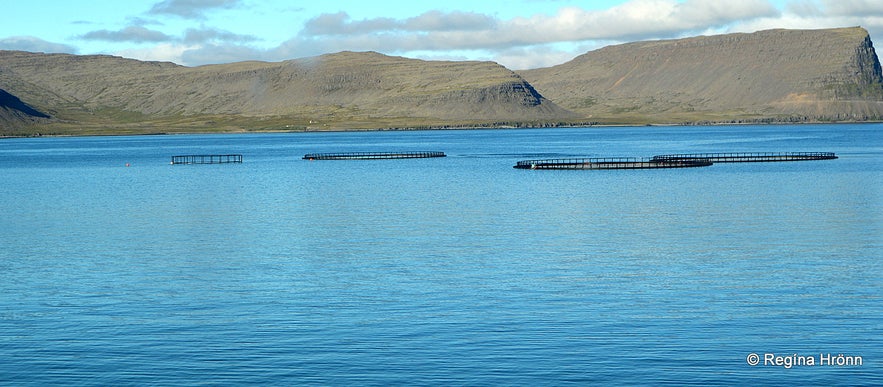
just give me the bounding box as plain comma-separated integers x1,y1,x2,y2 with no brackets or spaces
0,51,571,134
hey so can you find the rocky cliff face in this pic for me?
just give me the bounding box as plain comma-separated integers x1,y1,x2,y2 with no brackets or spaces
853,35,883,84
520,27,883,123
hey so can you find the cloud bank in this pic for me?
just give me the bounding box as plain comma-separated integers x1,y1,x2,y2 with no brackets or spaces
265,0,880,69
3,0,882,69
81,26,173,43
148,0,242,19
0,36,77,54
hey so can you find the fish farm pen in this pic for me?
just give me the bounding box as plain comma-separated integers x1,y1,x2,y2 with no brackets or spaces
514,157,713,170
171,154,243,165
651,152,838,163
303,151,446,160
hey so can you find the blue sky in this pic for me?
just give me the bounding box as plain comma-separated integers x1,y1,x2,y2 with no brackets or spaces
2,0,882,69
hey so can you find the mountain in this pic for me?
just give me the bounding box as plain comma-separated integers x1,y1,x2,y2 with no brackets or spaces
1,27,881,135
0,50,571,135
519,27,883,124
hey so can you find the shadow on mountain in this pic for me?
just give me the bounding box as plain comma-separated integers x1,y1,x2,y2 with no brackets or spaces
1,88,50,119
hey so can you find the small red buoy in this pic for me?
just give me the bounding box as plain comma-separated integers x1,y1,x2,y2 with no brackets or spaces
125,163,130,167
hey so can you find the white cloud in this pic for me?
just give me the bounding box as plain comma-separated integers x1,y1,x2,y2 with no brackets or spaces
52,0,883,70
492,44,596,70
180,43,264,65
822,0,883,16
116,43,197,64
275,0,781,66
149,0,242,19
113,42,265,66
81,26,173,43
731,0,883,44
298,0,778,46
303,11,498,36
0,36,77,54
182,28,257,44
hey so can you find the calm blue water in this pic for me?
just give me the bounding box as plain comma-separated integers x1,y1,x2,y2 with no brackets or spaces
1,124,881,385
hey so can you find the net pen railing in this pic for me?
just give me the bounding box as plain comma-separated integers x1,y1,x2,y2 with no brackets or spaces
514,157,713,169
171,154,243,165
303,151,446,160
651,152,837,162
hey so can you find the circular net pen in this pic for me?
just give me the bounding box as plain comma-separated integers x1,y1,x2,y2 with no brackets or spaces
303,151,446,160
651,152,837,163
514,157,713,170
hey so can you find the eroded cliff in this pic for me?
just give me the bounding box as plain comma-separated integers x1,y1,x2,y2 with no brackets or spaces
520,27,883,123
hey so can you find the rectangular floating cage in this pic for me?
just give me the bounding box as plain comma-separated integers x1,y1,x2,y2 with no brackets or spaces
650,152,837,163
171,154,243,165
303,151,446,160
514,157,713,170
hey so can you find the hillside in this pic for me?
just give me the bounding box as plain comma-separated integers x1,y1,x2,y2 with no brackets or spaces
519,27,883,124
1,27,882,135
0,51,572,135
0,88,50,132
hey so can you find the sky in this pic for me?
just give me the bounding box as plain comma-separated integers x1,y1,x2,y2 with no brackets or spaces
1,0,882,70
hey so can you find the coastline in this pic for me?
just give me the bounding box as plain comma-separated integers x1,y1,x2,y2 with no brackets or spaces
3,118,881,139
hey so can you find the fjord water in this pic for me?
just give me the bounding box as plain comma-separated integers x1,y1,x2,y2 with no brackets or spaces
1,124,880,385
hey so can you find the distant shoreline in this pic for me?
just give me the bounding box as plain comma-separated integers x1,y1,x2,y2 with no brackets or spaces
3,120,880,139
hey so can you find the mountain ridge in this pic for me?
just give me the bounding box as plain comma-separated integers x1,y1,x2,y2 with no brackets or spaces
519,26,883,124
0,50,572,134
1,27,881,135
